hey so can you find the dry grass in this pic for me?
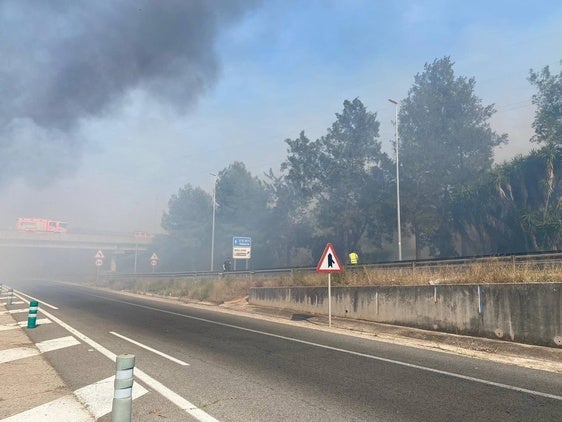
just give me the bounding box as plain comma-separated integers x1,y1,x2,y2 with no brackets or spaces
98,260,562,303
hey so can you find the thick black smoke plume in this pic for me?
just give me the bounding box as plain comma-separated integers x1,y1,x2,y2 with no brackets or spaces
0,0,259,187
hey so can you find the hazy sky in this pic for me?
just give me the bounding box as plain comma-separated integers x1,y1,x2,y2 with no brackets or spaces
1,0,561,233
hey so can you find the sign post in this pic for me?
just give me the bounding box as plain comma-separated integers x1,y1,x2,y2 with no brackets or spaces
150,252,159,273
232,237,251,270
95,250,104,282
316,243,343,327
95,250,105,265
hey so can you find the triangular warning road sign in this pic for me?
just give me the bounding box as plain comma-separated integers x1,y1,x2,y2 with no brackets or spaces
150,253,159,260
316,243,343,273
95,250,104,259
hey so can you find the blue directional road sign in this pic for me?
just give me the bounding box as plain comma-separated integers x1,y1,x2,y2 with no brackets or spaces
233,237,251,247
232,237,251,259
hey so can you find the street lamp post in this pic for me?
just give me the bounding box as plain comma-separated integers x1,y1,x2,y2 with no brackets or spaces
210,173,217,271
388,99,402,261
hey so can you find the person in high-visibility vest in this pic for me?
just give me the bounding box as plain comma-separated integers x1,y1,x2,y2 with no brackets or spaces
349,251,359,265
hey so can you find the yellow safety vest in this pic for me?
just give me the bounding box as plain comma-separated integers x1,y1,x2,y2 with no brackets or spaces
349,252,358,264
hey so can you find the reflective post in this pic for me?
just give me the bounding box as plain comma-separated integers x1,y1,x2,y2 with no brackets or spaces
27,300,38,328
112,354,135,422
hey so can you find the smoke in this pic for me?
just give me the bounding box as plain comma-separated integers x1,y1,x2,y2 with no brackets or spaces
0,0,259,187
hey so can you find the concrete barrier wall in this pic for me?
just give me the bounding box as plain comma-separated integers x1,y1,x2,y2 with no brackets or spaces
249,283,562,348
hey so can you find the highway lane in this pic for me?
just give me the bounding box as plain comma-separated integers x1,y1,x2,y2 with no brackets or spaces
9,279,562,421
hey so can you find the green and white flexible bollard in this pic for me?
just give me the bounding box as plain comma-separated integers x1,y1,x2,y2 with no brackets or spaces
112,354,135,422
7,288,13,305
27,300,38,328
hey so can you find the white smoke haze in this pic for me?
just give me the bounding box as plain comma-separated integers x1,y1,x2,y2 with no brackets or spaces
0,0,561,233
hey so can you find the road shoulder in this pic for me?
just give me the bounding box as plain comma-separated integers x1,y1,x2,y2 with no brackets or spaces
59,282,562,375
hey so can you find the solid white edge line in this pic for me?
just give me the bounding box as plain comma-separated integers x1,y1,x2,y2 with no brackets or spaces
14,291,220,422
14,289,59,309
109,331,190,366
86,292,562,403
133,367,219,422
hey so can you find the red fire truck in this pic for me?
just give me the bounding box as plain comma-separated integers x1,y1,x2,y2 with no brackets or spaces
16,218,68,233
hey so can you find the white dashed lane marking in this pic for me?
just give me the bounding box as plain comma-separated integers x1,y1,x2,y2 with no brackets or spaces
110,331,190,366
12,292,220,422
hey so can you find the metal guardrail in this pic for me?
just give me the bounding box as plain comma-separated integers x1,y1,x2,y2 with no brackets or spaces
106,267,296,279
107,250,562,279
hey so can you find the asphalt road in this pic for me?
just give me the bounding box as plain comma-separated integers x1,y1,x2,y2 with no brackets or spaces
9,279,562,421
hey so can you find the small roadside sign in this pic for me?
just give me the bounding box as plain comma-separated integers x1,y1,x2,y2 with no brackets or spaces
232,236,251,260
150,252,159,267
316,243,342,328
316,243,343,273
94,250,104,267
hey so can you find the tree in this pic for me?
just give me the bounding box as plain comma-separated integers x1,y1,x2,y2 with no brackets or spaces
215,161,271,268
161,163,273,270
452,62,562,255
529,61,562,146
398,57,508,257
263,169,315,267
161,184,212,270
453,145,562,254
281,98,393,258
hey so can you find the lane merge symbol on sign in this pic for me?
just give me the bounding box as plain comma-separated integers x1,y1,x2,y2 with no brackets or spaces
316,243,343,273
316,243,343,328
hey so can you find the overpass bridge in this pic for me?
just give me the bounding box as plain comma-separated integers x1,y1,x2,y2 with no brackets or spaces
0,230,153,251
0,230,155,273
